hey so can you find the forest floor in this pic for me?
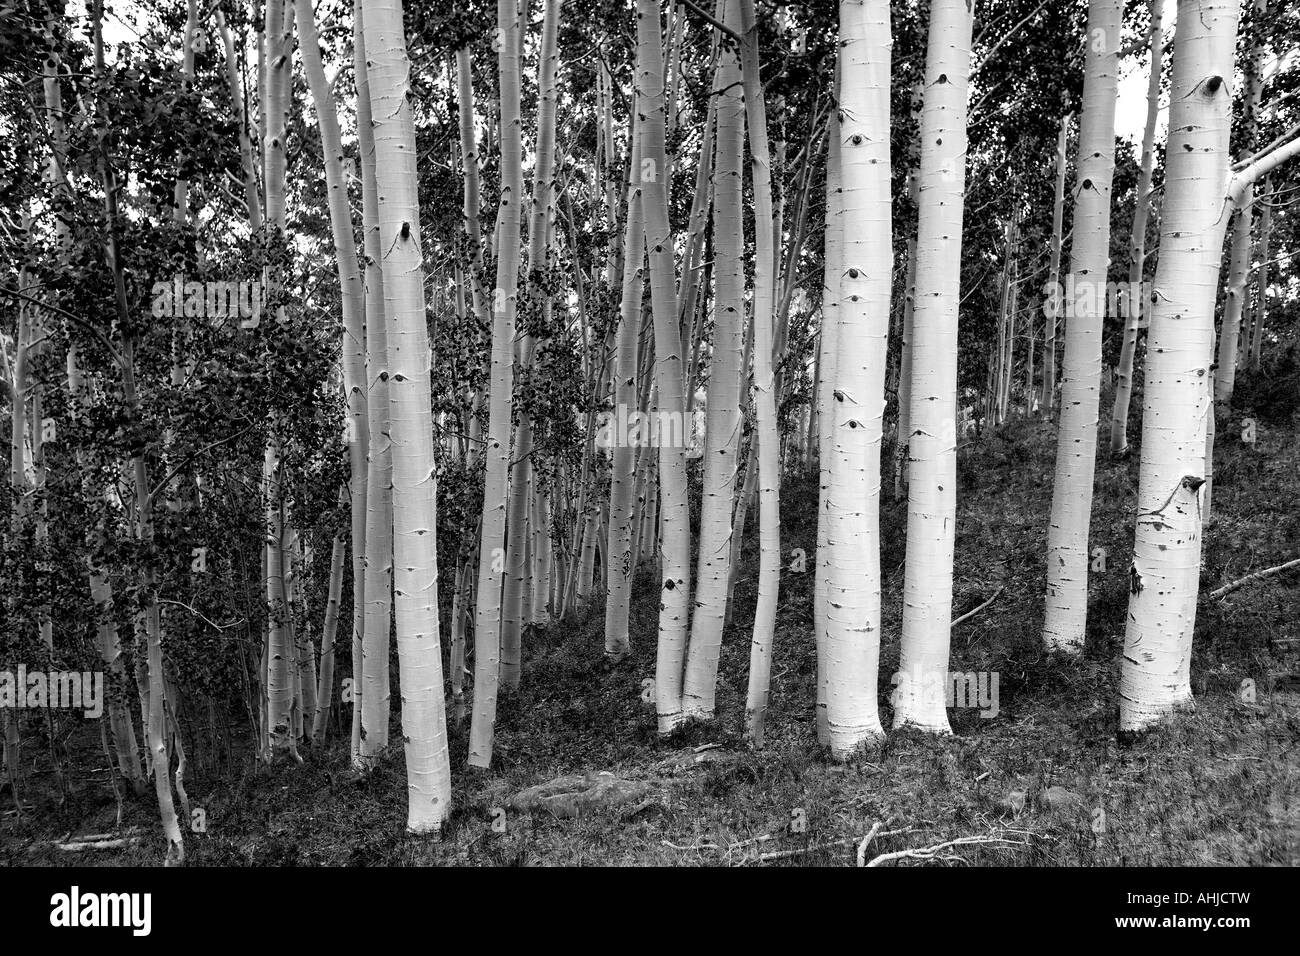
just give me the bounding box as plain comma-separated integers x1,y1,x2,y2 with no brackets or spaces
5,378,1300,866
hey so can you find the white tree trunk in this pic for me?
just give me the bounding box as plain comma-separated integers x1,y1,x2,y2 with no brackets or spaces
682,0,745,720
312,533,345,738
299,0,373,760
636,0,692,735
1041,0,1121,652
604,115,645,661
1109,0,1165,455
1041,112,1072,414
1120,0,1240,733
1214,192,1253,412
813,70,843,746
353,9,392,763
893,0,974,733
736,0,782,745
361,0,452,830
823,0,892,758
501,0,562,689
469,0,524,767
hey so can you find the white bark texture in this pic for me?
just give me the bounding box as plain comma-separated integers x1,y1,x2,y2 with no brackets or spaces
1120,0,1240,733
824,0,892,758
469,0,524,767
360,0,452,829
893,0,974,733
682,0,745,719
636,0,693,735
1042,0,1121,652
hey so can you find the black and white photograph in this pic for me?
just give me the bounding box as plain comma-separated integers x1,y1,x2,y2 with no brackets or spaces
0,0,1294,919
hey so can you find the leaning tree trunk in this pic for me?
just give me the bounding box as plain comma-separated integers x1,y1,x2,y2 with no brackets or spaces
1041,0,1121,653
353,7,393,763
468,0,524,768
298,0,372,759
360,0,452,830
893,0,974,733
1214,192,1254,414
823,0,892,758
682,0,745,720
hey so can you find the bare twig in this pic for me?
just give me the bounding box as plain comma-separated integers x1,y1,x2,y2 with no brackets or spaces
952,586,1005,628
1207,557,1300,600
854,821,883,867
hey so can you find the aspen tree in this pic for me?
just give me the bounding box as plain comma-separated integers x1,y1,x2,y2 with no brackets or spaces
353,5,392,762
361,0,452,829
455,47,491,338
1215,192,1254,413
91,0,185,861
735,0,782,745
635,0,692,734
682,0,745,719
1042,0,1121,652
313,532,345,738
262,0,295,752
296,0,374,756
216,8,263,232
1042,111,1071,414
41,34,144,789
1214,0,1265,408
604,115,646,662
893,237,916,495
469,0,525,767
1121,8,1300,730
1109,0,1166,455
894,0,974,733
1247,178,1271,368
502,0,561,688
813,63,843,746
1121,0,1238,731
824,0,892,757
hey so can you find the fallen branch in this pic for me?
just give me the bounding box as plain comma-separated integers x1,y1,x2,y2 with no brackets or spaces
865,829,1032,867
854,822,883,867
952,586,1005,628
1207,557,1300,600
55,836,142,851
752,826,913,864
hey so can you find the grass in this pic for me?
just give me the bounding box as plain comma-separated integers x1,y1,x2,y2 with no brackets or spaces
4,384,1299,867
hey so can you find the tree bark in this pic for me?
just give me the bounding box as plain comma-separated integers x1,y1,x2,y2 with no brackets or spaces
1042,0,1121,652
823,0,892,757
893,0,974,733
360,0,452,829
